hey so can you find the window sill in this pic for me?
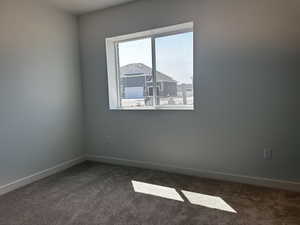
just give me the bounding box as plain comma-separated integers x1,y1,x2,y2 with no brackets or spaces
110,106,194,111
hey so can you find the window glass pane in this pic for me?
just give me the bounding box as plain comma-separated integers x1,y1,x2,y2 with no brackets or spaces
118,38,153,108
155,32,194,107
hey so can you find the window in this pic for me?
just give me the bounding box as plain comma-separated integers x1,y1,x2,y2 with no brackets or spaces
106,22,194,110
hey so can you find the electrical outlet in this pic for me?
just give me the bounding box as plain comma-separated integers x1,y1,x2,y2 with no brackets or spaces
264,148,272,160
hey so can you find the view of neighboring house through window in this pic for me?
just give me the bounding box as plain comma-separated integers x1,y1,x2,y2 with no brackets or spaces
118,38,153,108
106,22,194,110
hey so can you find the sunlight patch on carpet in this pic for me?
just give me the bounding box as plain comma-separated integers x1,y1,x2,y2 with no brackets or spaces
131,180,184,201
181,190,237,213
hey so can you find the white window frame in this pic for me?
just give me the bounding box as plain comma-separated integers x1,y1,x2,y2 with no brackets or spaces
106,22,194,110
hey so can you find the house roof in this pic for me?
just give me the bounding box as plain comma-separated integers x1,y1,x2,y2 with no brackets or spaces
120,63,176,82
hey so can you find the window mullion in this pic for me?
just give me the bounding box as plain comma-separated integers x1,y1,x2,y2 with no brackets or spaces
151,37,157,108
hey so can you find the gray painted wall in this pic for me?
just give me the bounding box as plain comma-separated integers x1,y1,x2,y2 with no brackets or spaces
0,0,83,186
79,0,300,182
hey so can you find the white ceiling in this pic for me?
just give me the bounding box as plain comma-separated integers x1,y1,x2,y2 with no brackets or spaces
47,0,137,14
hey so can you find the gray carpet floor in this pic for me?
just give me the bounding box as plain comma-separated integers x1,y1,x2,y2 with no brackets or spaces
0,161,299,225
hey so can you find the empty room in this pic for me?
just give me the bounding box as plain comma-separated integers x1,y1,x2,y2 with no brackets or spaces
0,0,299,224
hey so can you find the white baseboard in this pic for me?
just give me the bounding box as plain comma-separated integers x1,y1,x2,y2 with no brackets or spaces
1,155,298,195
0,156,85,196
87,155,300,192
